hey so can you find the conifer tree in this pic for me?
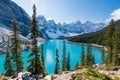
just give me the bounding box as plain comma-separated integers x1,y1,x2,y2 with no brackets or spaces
85,44,94,67
112,25,120,66
62,40,66,71
66,51,70,70
11,19,23,75
4,50,14,76
27,4,44,76
105,19,116,64
75,62,79,69
54,49,59,74
85,44,91,66
41,44,45,68
101,48,105,63
92,55,95,65
40,44,47,76
80,43,85,66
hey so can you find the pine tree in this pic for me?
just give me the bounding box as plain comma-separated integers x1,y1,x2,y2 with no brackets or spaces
40,44,45,68
66,51,70,70
54,49,59,74
75,62,79,69
4,50,14,76
85,44,91,66
62,40,66,71
85,44,94,67
40,44,47,76
105,19,116,65
11,19,23,75
27,4,44,76
80,43,85,66
101,47,105,63
112,25,120,66
92,55,95,65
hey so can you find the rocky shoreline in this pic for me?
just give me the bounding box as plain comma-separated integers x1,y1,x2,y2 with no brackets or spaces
0,64,120,80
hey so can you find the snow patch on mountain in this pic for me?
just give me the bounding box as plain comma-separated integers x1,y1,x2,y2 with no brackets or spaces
0,0,31,36
0,26,29,52
37,15,106,39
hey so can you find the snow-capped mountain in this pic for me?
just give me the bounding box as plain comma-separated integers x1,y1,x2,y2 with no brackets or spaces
0,0,105,39
0,27,28,42
0,0,31,36
37,15,105,39
0,0,31,51
0,27,29,53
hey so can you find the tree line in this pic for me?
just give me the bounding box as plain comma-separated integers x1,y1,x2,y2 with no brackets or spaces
4,4,71,79
4,5,46,79
54,41,96,74
69,19,120,66
4,4,120,80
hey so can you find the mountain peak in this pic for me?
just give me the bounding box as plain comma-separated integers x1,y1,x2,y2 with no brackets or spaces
37,15,105,39
48,19,55,23
85,21,93,23
37,15,46,21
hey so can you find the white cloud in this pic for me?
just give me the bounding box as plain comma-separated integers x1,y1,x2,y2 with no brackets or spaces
106,8,120,22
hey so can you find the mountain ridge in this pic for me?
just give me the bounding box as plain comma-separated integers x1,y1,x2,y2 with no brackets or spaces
37,15,106,39
68,20,120,45
0,0,106,39
0,0,31,36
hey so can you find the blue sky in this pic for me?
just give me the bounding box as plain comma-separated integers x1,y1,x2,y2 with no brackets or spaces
12,0,120,23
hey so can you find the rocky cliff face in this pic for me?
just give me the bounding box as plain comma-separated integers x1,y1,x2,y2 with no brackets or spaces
37,15,105,39
0,0,106,39
0,0,31,36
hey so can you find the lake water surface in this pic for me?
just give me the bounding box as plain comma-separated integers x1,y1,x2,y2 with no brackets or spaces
0,39,105,74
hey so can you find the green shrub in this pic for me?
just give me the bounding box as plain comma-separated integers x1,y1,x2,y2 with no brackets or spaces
83,69,112,80
3,78,7,80
75,78,83,80
114,77,120,80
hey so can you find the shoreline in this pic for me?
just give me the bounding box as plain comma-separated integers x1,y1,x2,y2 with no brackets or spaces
68,41,108,52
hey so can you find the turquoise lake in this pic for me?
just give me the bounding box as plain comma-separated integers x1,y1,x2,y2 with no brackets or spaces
0,39,105,74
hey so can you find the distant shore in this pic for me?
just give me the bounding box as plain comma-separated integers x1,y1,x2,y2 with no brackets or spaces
68,41,108,52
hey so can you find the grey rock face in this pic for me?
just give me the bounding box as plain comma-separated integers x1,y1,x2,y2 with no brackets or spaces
0,0,31,36
37,15,105,39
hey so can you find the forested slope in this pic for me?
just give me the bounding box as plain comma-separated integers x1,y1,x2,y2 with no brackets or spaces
68,20,120,45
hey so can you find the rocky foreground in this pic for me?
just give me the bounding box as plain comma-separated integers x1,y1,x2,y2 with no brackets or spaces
44,66,120,80
1,64,120,80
